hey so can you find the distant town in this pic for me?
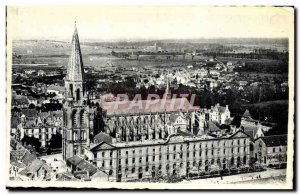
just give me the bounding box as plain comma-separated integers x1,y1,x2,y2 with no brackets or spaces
10,25,289,183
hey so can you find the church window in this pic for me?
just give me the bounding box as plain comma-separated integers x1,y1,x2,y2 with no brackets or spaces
80,110,85,126
72,110,77,126
76,88,80,101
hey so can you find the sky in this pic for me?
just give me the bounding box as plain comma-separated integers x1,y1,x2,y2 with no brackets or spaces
7,6,294,41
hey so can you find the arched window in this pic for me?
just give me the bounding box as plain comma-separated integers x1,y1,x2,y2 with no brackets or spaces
72,110,77,126
231,157,234,165
76,88,80,101
138,167,143,173
80,110,85,126
69,84,73,96
243,156,247,165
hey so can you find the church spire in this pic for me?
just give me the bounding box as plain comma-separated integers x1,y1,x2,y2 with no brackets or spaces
67,21,84,82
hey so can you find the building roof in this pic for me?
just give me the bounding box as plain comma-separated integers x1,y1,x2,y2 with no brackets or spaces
177,130,194,137
242,109,252,119
47,84,65,92
76,160,98,176
66,155,84,166
56,173,79,181
206,121,220,132
20,109,39,118
93,132,113,144
19,159,45,176
169,113,180,123
259,135,287,147
12,95,29,105
102,97,198,115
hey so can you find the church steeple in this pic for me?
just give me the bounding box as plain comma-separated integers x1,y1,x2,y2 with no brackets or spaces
67,21,84,82
65,22,86,102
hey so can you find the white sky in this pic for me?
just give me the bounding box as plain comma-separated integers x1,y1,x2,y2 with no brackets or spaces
8,6,294,41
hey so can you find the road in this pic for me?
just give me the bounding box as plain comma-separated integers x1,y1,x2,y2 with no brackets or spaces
181,168,286,184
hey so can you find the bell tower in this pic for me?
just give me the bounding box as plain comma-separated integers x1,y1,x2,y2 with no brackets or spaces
62,22,93,160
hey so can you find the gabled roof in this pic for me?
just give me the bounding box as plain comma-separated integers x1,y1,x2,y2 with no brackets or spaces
206,121,220,132
259,134,287,147
19,159,45,175
76,160,98,176
230,130,250,139
242,109,252,119
67,155,84,166
90,141,115,151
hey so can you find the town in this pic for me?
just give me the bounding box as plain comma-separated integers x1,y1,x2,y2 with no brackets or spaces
9,24,289,183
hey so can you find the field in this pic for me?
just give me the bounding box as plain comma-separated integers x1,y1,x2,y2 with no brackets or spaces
12,39,289,73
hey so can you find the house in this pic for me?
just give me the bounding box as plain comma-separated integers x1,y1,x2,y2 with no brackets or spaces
19,159,53,181
12,95,29,109
253,135,287,168
66,155,108,181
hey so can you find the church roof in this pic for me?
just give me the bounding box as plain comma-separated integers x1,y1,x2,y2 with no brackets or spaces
66,22,84,82
102,97,197,115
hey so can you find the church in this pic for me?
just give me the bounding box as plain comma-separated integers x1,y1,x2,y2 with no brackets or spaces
62,24,252,182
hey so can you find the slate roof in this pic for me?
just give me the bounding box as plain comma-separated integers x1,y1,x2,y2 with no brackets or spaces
242,109,252,119
67,155,84,166
76,160,98,176
206,121,220,132
259,135,287,147
93,132,113,144
19,159,45,176
56,173,79,181
177,130,193,137
217,106,226,113
66,22,84,82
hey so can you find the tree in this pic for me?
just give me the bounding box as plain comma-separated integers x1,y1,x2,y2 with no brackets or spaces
21,135,41,150
48,133,62,150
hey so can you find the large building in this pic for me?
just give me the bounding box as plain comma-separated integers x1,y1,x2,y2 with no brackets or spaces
62,24,268,182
